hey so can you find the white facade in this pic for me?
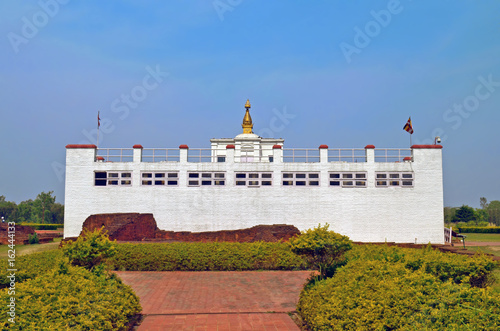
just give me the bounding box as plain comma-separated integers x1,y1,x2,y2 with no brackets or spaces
64,136,444,244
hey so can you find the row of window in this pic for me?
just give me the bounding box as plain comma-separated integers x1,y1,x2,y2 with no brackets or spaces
94,171,414,187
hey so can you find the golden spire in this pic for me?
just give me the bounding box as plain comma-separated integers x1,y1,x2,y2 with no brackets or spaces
242,99,253,134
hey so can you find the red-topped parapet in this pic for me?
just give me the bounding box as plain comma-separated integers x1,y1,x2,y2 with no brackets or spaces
272,145,282,149
319,144,329,149
133,144,143,149
66,144,97,149
179,144,189,149
226,144,235,149
364,145,375,149
411,145,443,149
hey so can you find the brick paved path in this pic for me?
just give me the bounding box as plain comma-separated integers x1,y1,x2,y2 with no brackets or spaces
116,271,311,330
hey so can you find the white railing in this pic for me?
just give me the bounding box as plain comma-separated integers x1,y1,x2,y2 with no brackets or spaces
444,227,452,244
283,148,320,163
142,148,180,162
374,149,412,163
188,148,214,163
96,148,133,162
94,146,415,163
328,149,366,163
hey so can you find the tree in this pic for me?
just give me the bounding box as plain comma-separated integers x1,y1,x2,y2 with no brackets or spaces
15,199,37,223
487,201,500,226
451,205,476,223
49,203,64,224
473,209,489,226
0,196,17,221
443,207,458,224
34,191,56,224
480,197,489,210
0,192,64,224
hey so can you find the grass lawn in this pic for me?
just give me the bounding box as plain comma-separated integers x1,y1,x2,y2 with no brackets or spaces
461,233,500,242
0,238,61,259
466,245,500,257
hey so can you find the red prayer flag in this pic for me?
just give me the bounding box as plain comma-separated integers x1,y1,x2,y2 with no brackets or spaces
98,111,101,128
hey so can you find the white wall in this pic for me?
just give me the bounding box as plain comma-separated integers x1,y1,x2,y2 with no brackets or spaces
64,145,444,244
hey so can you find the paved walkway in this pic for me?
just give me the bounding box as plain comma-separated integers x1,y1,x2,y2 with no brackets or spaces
116,271,311,330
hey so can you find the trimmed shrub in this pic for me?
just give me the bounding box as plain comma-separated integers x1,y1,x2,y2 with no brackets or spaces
288,223,352,279
0,250,64,289
107,242,307,271
298,260,500,331
0,264,141,330
346,244,497,288
17,223,62,230
62,227,116,272
457,226,500,233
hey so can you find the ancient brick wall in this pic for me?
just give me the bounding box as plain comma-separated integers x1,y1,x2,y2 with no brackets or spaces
80,213,300,243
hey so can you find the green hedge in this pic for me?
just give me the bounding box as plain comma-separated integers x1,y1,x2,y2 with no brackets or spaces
18,223,63,230
108,242,308,271
457,226,500,233
0,265,141,330
0,250,64,289
298,260,500,331
346,244,497,287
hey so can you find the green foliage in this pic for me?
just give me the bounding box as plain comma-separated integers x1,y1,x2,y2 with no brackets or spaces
0,192,64,224
0,264,141,330
458,226,500,233
21,223,63,230
288,224,352,279
487,200,500,226
347,244,497,288
298,260,500,331
474,209,490,225
298,244,499,330
452,205,476,223
28,232,39,244
0,250,64,288
107,241,307,271
443,206,458,224
480,197,489,209
0,196,17,220
62,227,117,272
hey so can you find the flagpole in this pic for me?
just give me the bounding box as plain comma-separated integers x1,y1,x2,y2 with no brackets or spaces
97,111,100,149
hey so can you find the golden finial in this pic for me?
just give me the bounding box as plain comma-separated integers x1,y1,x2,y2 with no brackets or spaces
242,99,253,134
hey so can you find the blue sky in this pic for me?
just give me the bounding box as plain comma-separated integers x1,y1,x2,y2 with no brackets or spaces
0,0,499,207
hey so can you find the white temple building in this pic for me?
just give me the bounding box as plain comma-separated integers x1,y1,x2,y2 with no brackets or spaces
64,100,444,243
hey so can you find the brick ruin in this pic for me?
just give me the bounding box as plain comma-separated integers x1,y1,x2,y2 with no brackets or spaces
77,213,301,243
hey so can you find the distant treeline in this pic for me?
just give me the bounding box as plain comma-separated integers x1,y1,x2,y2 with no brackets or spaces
445,197,500,226
0,191,64,224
